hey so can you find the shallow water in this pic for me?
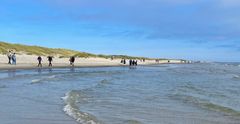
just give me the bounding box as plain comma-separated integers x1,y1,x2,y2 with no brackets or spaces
0,63,240,124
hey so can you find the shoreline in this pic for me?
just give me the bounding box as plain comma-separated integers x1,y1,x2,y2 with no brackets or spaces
0,62,186,71
0,63,124,71
0,54,186,71
0,62,174,71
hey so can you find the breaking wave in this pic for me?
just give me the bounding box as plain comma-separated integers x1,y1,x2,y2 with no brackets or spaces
62,90,101,124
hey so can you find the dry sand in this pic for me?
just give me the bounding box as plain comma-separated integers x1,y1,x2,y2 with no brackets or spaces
0,54,184,70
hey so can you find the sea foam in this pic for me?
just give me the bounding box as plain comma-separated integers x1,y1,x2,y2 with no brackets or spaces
62,91,100,124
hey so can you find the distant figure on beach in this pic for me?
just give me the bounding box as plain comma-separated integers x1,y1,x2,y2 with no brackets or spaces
47,56,53,67
123,59,126,64
7,50,12,64
11,53,16,65
134,60,138,66
37,56,42,67
143,59,145,62
129,59,133,66
69,56,75,66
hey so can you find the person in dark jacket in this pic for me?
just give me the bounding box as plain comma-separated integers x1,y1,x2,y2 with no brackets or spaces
123,59,126,64
37,56,42,67
7,50,12,64
47,56,53,67
135,60,138,66
69,56,75,66
129,59,132,66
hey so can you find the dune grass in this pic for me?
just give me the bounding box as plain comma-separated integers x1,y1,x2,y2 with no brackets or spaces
0,41,154,59
0,41,80,56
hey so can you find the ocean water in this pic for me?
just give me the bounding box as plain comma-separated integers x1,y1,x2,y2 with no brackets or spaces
0,63,240,124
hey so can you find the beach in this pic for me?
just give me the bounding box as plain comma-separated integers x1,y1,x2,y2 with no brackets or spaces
0,54,184,70
1,0,239,123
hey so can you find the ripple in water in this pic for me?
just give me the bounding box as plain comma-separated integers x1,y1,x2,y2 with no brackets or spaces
172,94,240,116
122,120,143,124
170,82,240,117
232,74,240,79
0,85,6,89
31,75,57,84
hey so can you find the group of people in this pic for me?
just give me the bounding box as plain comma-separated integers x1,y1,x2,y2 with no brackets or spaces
120,59,126,64
37,56,75,67
129,59,138,66
7,50,17,65
7,50,76,67
6,50,140,68
121,59,138,66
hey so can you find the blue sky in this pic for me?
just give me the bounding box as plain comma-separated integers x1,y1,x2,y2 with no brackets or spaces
1,0,240,62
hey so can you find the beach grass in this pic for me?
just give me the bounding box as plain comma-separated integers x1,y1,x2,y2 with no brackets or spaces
0,41,154,60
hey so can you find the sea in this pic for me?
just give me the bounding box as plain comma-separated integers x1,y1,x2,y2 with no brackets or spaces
0,63,240,124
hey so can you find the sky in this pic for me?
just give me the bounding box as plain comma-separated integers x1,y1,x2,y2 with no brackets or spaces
0,0,240,62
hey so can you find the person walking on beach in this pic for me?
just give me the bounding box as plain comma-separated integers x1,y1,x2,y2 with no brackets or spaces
37,56,42,67
69,56,75,66
7,50,12,64
134,60,138,66
123,59,126,64
133,60,136,66
129,59,132,66
47,56,53,67
11,53,16,65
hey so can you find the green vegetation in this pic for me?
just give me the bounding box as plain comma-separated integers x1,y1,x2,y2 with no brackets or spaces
0,41,79,56
0,41,153,59
73,52,97,58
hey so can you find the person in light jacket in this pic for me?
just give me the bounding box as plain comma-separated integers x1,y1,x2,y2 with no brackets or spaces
11,53,16,65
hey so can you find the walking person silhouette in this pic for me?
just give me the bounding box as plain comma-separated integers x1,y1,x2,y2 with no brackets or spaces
37,56,42,67
47,56,53,67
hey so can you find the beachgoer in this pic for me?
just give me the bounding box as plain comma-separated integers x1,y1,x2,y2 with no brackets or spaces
129,59,132,66
135,60,138,66
47,56,53,67
133,60,137,66
7,50,12,64
69,56,75,66
123,59,126,64
121,59,123,64
11,53,16,65
37,56,42,67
